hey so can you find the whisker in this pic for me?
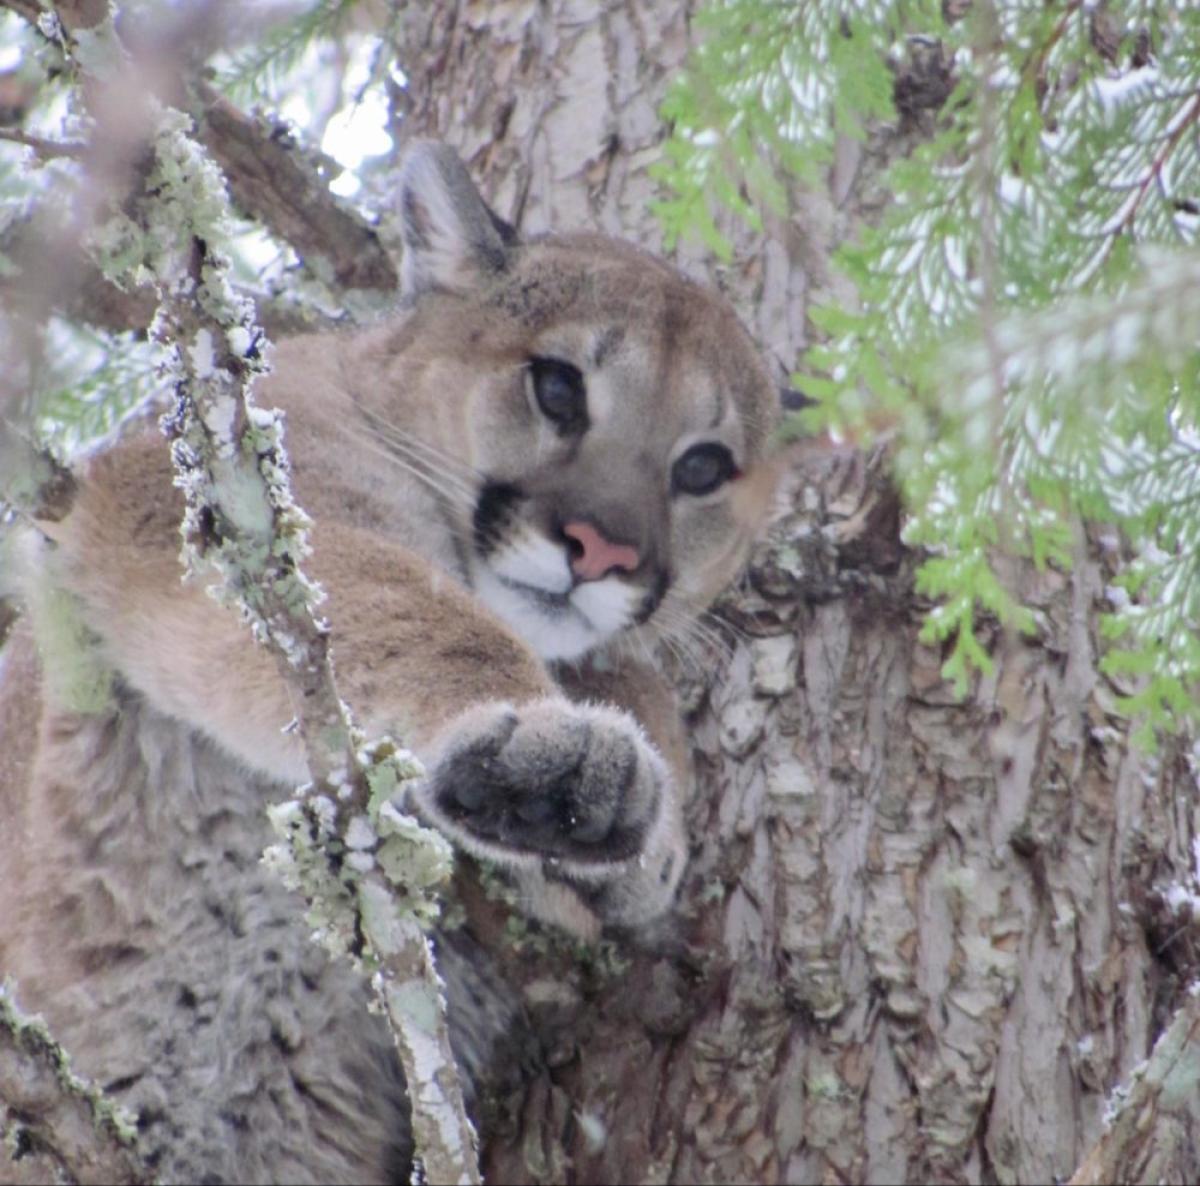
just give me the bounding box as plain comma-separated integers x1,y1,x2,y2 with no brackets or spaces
651,611,702,666
630,625,658,671
326,419,477,509
653,598,727,647
325,388,485,483
653,603,737,667
616,632,640,670
366,417,484,483
352,422,480,496
657,630,694,671
662,628,706,674
692,610,744,652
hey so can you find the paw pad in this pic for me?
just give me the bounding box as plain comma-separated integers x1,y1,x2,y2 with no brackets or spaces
418,700,661,867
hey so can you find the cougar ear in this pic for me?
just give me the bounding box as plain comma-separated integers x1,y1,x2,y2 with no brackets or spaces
396,141,517,298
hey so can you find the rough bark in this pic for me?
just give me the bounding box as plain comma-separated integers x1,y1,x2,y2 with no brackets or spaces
1069,991,1200,1186
392,4,1200,1184
196,84,399,297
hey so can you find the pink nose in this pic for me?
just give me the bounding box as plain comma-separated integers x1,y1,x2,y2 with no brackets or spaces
562,520,640,582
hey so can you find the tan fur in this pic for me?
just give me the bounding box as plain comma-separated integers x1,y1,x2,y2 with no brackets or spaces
0,143,780,1182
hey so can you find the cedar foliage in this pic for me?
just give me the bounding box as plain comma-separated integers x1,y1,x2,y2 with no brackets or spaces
656,1,1200,744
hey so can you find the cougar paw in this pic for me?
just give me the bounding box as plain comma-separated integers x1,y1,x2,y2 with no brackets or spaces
412,699,669,873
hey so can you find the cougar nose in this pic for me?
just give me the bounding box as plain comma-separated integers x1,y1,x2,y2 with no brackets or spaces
562,520,640,582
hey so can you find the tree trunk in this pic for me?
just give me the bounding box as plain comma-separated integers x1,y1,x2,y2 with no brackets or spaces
396,4,1200,1183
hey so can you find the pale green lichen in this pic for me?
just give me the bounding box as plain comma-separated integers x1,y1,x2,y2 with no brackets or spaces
941,864,978,903
806,1070,849,1102
375,805,454,927
264,738,452,964
377,964,477,1183
81,97,474,1180
87,107,232,292
1159,1038,1200,1110
0,981,140,1148
264,751,474,1181
83,107,299,658
32,586,114,715
34,10,67,49
264,796,359,955
191,388,326,664
0,435,61,515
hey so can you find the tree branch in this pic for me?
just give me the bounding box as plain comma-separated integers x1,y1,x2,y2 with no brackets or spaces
2,6,479,1180
1070,991,1200,1186
2,1,399,313
196,85,399,297
0,1,43,25
0,127,86,158
0,986,152,1186
0,214,343,338
145,115,479,1184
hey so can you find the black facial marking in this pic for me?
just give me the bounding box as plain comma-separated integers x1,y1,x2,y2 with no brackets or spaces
473,481,525,557
635,568,670,625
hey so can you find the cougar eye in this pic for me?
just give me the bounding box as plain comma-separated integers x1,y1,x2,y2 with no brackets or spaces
529,357,587,433
672,442,739,497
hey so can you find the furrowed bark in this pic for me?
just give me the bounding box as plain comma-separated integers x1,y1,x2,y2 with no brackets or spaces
1069,991,1200,1186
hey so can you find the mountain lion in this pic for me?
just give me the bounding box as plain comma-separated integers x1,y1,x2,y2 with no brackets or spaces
0,142,781,1182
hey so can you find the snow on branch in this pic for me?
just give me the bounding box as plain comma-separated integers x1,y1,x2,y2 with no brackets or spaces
941,248,1200,412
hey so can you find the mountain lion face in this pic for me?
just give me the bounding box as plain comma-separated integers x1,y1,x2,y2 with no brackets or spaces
0,140,786,1183
358,156,781,663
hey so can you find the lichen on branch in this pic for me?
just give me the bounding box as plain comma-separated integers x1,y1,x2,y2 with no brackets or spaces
0,983,150,1186
79,86,481,1186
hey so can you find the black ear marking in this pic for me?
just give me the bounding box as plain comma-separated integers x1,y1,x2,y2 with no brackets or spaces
396,141,517,297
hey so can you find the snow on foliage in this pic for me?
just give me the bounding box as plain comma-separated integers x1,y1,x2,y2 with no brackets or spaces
660,0,1200,742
